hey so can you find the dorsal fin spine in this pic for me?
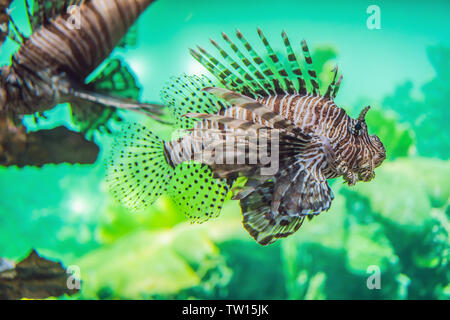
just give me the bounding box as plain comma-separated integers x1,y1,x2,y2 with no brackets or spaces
190,48,235,89
190,29,343,100
235,29,280,95
257,28,295,94
324,65,339,98
332,74,343,99
281,31,307,95
301,39,320,96
209,38,264,97
222,31,273,95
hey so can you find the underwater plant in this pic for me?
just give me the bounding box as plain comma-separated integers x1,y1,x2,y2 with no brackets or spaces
107,29,386,246
383,45,450,159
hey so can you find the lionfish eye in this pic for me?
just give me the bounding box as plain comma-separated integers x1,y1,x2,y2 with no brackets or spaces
353,106,370,135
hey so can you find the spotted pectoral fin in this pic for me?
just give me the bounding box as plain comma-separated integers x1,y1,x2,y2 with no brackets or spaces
166,162,230,224
241,181,306,246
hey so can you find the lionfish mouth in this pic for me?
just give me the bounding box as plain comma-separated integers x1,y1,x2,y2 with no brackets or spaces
357,167,375,182
355,158,376,182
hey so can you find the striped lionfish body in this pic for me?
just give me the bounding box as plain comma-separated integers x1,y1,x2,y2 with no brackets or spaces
0,0,163,133
108,29,386,245
0,0,13,48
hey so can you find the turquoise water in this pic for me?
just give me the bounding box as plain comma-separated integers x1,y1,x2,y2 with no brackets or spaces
0,0,448,300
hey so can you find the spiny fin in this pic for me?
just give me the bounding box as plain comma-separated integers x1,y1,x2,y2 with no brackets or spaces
160,74,227,129
271,158,333,217
106,123,174,212
167,162,229,223
332,74,343,99
241,181,306,246
300,39,320,96
70,58,164,134
239,135,334,244
67,84,165,128
208,37,266,97
256,28,296,94
270,137,334,217
324,65,339,98
190,29,339,99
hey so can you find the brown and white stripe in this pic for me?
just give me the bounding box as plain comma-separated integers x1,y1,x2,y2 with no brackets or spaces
1,0,156,117
110,29,386,246
16,0,154,79
176,30,385,244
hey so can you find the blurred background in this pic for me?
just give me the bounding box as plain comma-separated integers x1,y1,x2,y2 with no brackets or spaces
0,0,448,299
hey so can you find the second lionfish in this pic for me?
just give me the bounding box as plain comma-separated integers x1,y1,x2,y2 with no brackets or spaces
0,0,164,134
108,29,386,245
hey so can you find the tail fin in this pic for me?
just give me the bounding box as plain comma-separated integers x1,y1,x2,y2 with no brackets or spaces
106,123,173,212
107,123,229,222
107,74,230,222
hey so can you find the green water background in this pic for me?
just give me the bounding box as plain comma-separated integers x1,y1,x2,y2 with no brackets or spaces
0,0,448,299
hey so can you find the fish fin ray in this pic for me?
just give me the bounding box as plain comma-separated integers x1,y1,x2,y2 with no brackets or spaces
241,181,306,245
160,74,226,129
191,29,335,98
271,136,334,217
106,123,174,211
167,162,229,223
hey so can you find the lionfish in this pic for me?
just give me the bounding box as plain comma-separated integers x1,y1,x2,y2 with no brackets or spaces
0,0,13,48
108,29,386,245
0,0,163,134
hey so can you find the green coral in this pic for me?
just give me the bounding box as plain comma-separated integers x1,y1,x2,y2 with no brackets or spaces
383,45,450,159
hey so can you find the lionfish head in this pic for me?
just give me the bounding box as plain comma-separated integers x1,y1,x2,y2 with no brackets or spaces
351,106,386,182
